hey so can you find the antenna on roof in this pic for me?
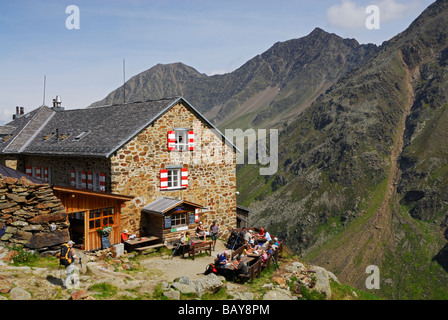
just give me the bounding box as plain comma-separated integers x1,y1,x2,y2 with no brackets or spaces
123,58,126,104
42,75,46,106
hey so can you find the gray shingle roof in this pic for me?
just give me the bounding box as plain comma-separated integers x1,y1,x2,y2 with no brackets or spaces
142,197,203,215
22,98,176,157
0,96,238,158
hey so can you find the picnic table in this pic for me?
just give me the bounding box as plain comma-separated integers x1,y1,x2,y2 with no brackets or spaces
125,236,160,252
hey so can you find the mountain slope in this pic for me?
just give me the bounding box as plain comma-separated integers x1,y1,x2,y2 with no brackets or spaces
237,0,448,299
90,28,377,130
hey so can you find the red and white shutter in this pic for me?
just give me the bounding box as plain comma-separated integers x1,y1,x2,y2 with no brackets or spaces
26,166,32,176
181,168,188,188
70,169,76,187
167,131,175,151
87,171,93,190
188,131,194,151
99,172,106,192
160,169,168,189
44,167,48,182
81,171,87,189
195,208,199,223
35,166,41,179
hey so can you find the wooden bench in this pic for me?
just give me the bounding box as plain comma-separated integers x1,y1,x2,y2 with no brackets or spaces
135,243,165,255
188,241,212,260
231,245,245,260
236,259,262,284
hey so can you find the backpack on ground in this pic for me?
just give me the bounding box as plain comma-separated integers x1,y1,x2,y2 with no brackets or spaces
59,243,73,266
204,263,217,275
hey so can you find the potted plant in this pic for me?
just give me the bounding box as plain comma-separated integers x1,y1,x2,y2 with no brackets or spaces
97,224,113,237
97,224,113,249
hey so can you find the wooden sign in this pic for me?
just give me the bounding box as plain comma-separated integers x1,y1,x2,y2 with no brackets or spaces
101,235,110,249
164,215,171,229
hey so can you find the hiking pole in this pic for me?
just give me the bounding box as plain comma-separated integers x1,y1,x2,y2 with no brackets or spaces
171,242,182,260
271,255,279,270
231,234,239,251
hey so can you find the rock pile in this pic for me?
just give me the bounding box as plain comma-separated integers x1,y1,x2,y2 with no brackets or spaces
0,175,69,252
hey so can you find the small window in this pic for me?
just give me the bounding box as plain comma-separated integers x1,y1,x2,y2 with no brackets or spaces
171,212,187,228
168,168,181,189
74,131,90,142
89,207,115,230
175,129,188,151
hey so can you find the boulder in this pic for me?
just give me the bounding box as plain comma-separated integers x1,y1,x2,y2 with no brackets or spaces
310,265,339,299
163,289,181,300
173,274,224,297
26,229,70,249
9,287,32,300
263,288,294,300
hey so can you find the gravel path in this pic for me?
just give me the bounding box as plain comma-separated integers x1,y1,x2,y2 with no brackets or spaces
140,240,228,282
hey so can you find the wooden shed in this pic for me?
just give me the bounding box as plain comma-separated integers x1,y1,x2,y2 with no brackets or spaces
53,185,133,251
141,197,204,245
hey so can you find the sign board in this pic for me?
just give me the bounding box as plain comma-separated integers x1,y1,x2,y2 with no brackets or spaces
189,213,195,225
170,225,188,233
101,235,110,249
164,215,171,229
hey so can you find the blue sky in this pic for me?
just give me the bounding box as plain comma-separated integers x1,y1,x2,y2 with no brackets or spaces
0,0,434,124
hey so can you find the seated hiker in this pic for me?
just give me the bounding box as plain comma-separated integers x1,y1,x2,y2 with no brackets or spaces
264,230,272,242
217,250,229,266
266,243,274,256
121,229,129,242
244,229,252,243
196,221,208,241
258,227,265,237
261,250,268,264
231,254,249,276
242,243,253,256
179,232,192,256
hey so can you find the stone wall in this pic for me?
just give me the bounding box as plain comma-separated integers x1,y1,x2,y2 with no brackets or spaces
20,155,110,190
0,175,69,251
110,102,237,238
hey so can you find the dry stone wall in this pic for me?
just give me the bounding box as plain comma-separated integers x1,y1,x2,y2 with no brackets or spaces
0,175,69,251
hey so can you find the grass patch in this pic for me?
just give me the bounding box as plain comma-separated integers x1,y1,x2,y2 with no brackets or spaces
89,282,118,299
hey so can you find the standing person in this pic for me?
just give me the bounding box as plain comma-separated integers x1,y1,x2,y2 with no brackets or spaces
210,221,219,251
59,240,80,289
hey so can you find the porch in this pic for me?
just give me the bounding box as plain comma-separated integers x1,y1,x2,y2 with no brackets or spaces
53,185,133,251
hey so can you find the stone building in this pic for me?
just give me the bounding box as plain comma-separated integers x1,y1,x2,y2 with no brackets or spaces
0,97,238,249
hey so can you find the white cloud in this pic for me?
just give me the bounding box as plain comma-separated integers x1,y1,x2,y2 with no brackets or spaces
326,0,424,30
326,0,366,29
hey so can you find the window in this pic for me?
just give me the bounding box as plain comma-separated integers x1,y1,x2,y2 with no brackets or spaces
71,169,105,192
175,129,188,151
74,131,90,142
160,167,188,190
171,212,186,228
168,168,181,189
89,207,114,230
27,166,52,183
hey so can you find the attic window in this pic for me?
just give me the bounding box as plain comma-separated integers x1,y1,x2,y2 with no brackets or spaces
74,131,90,142
42,133,53,141
58,133,70,141
0,135,12,143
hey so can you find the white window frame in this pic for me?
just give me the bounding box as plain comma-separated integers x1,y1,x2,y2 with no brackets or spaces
31,166,52,184
174,129,189,151
167,168,181,189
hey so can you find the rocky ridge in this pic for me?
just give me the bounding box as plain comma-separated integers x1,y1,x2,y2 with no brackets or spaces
0,243,350,300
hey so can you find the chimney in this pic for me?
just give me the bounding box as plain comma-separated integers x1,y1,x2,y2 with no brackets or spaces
12,106,24,120
52,95,65,111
